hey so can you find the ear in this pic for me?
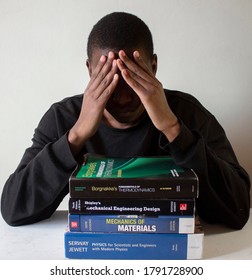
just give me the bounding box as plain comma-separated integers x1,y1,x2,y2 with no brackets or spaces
151,54,158,75
86,59,92,77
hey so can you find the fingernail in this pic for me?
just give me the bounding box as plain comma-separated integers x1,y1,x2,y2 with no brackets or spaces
108,51,114,59
135,51,140,58
120,50,126,57
100,55,106,62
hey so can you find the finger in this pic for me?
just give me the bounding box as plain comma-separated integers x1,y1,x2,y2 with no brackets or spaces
83,72,119,107
119,59,159,94
117,58,150,90
86,55,106,90
84,72,118,107
98,60,119,96
116,58,126,73
89,55,107,80
91,52,115,84
83,72,119,117
88,54,118,97
133,51,154,76
120,68,147,94
98,73,119,103
118,50,155,81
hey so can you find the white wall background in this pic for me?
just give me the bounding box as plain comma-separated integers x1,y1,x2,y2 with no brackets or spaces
0,0,251,209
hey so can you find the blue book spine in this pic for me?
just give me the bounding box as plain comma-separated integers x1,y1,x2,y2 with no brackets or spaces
64,231,204,260
69,214,195,234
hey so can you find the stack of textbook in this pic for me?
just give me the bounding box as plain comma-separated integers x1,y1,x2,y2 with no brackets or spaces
64,154,204,259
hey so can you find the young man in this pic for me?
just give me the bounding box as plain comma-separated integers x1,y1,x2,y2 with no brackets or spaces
1,12,250,228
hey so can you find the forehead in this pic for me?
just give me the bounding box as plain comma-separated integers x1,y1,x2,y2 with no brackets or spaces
89,47,149,64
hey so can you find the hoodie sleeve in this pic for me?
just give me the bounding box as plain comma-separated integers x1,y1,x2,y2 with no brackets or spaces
1,104,78,226
160,117,250,229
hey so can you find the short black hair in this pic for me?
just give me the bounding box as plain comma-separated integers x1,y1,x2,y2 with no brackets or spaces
87,12,154,60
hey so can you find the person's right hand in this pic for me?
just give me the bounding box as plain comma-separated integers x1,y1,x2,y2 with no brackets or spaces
68,51,119,156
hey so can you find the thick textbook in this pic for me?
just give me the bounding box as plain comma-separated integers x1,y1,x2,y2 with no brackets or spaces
64,223,203,260
69,198,195,216
70,154,199,198
69,214,195,234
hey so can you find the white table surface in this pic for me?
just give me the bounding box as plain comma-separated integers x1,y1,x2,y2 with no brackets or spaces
1,210,252,260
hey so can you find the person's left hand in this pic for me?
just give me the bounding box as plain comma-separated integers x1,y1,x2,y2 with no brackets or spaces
117,50,180,142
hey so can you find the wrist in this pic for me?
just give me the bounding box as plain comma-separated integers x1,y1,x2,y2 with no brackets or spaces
67,127,89,156
161,118,181,143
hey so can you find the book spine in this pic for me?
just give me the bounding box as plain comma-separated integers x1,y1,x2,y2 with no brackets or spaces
64,231,203,260
68,198,195,216
68,214,195,234
69,179,198,199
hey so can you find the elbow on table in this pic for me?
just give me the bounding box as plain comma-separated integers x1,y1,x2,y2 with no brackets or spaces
231,206,251,230
1,206,53,227
1,205,21,227
197,196,251,230
1,197,53,226
1,200,28,226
